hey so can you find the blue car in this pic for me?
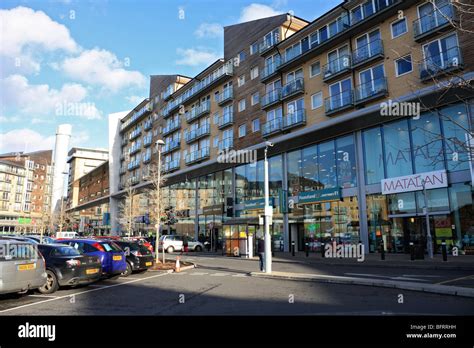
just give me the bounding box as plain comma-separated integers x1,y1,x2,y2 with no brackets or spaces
57,239,126,277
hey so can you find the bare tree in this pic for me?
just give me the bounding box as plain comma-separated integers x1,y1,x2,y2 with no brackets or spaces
117,178,138,238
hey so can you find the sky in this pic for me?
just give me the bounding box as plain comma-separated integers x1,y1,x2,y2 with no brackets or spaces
0,0,341,154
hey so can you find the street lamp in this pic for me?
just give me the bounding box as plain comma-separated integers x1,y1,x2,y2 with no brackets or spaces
155,139,165,265
421,179,433,259
264,141,273,273
58,171,69,235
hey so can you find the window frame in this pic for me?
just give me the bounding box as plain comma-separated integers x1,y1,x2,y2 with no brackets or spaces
390,17,408,39
394,54,413,77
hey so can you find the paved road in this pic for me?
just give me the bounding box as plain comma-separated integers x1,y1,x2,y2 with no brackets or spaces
0,255,473,315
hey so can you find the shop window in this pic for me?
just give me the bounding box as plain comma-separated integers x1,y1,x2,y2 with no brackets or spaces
384,119,413,178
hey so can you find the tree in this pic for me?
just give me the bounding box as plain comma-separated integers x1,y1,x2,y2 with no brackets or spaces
117,177,138,238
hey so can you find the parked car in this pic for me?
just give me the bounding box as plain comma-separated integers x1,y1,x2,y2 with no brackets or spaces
114,241,154,277
57,239,126,277
55,231,78,239
159,235,204,253
122,236,154,253
0,239,47,295
24,235,57,244
36,244,102,294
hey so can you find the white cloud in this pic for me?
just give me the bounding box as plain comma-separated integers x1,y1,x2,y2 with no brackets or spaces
0,74,102,120
60,48,147,93
195,23,223,38
175,48,220,67
0,6,79,75
239,3,283,23
0,129,56,153
126,95,146,105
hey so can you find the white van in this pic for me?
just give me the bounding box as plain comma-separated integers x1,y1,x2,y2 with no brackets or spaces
55,231,78,239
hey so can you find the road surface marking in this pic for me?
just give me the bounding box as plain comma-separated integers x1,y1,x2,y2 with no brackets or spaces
190,272,209,276
436,275,474,285
232,274,249,277
0,272,170,314
170,272,187,275
345,273,427,282
210,273,231,277
28,294,59,298
402,275,442,278
345,273,389,278
390,277,428,282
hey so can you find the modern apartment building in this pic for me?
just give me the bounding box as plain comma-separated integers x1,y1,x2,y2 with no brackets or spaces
0,151,53,233
110,0,474,256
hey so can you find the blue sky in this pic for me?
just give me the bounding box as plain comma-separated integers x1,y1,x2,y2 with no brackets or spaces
0,0,341,153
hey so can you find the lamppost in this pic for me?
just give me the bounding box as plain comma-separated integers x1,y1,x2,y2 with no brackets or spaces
264,141,274,273
421,178,433,259
155,139,165,265
58,171,68,234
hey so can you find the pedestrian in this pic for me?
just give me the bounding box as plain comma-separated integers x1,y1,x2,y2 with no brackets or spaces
257,238,265,272
182,235,189,255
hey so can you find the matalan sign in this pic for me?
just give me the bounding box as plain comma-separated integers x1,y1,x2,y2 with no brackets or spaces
381,170,448,195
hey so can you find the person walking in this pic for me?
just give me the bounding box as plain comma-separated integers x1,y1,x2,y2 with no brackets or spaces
182,235,189,255
257,237,265,272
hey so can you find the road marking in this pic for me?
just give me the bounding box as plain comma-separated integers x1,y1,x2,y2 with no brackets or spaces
210,273,231,277
170,272,187,275
390,277,428,282
232,274,249,277
28,294,59,298
402,275,442,278
436,275,474,285
190,272,209,276
0,272,170,314
345,273,389,278
345,273,428,282
87,284,106,288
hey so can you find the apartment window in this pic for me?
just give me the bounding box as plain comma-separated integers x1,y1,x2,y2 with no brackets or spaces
239,51,246,63
238,124,246,138
15,193,22,203
251,92,259,106
213,136,219,148
214,91,220,102
238,75,245,87
238,99,246,112
391,17,407,38
311,92,323,109
422,33,458,71
252,119,260,132
213,112,219,125
310,61,321,77
250,42,258,55
250,66,259,80
395,55,413,76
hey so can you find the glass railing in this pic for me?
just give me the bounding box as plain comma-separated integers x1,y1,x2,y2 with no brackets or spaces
354,77,388,103
281,78,304,99
185,123,210,143
283,109,306,128
144,120,153,130
261,89,281,108
129,128,142,140
351,0,396,26
262,117,283,136
322,55,352,79
217,87,233,104
120,102,152,131
419,46,463,80
218,137,234,151
414,3,454,38
218,111,233,128
162,119,181,135
164,159,180,172
352,39,384,66
143,135,153,147
185,147,210,164
186,100,211,122
324,91,354,114
262,57,281,79
259,34,280,53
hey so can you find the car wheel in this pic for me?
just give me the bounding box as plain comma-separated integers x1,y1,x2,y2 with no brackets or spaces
121,262,132,277
39,270,59,294
195,245,202,252
166,246,174,253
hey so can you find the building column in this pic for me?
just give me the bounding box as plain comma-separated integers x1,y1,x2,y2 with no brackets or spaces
110,196,120,236
355,130,369,253
282,152,289,252
194,179,199,240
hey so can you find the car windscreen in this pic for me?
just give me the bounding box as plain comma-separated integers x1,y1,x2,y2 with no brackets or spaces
51,246,81,257
139,244,152,255
0,243,39,261
101,242,122,252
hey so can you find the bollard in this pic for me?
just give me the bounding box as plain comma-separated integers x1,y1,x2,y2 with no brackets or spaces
291,241,295,256
380,239,385,260
410,242,415,261
305,242,309,257
321,242,325,258
441,239,447,262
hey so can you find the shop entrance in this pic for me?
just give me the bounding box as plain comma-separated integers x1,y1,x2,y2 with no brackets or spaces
289,223,305,251
223,224,262,257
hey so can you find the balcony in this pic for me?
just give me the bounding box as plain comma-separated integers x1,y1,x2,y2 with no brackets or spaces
217,87,233,106
262,117,283,137
129,128,142,140
218,137,234,151
282,109,306,130
322,55,352,82
352,39,384,68
419,46,463,82
121,138,128,147
324,91,354,115
185,147,210,165
261,57,281,82
162,138,180,154
143,153,152,164
129,143,141,155
259,34,280,55
413,3,455,42
185,100,211,123
162,119,181,136
119,167,126,175
163,159,180,173
143,135,153,147
218,111,234,129
127,160,140,171
185,124,210,143
144,120,153,131
281,78,304,101
261,89,281,110
354,77,388,105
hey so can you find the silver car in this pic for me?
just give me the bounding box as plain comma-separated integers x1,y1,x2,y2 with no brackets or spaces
159,235,204,253
0,239,47,295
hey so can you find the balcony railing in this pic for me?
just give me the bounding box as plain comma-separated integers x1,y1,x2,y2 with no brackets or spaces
120,101,152,131
352,39,384,67
413,3,454,41
262,117,283,137
217,87,233,105
261,57,281,81
143,152,152,164
143,135,153,147
129,142,142,155
259,33,280,54
185,123,210,143
162,119,181,136
324,91,354,115
354,77,388,104
322,55,352,81
129,128,142,140
281,78,304,100
419,46,463,81
350,0,396,26
185,147,210,165
218,137,234,151
127,160,140,171
163,138,181,154
283,109,306,130
119,166,126,174
261,89,281,109
163,159,180,172
218,111,233,129
144,120,153,131
121,138,128,147
185,100,211,123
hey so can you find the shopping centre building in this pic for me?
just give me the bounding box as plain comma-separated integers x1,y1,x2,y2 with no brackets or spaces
109,0,474,255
